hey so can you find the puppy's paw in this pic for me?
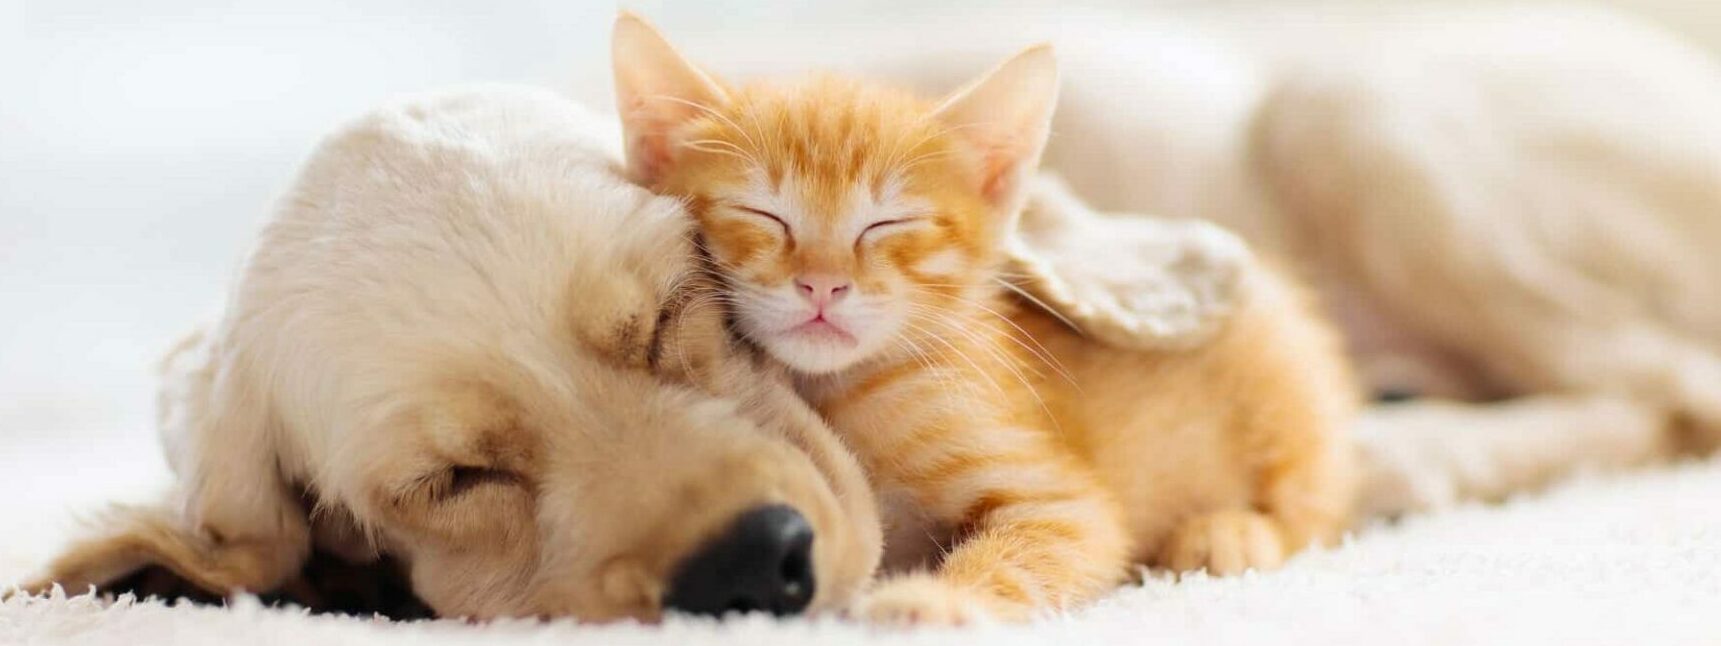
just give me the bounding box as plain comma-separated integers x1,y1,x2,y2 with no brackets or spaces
1157,510,1286,576
850,574,996,627
1356,440,1459,517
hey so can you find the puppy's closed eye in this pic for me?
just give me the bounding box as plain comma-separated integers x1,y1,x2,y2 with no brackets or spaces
600,304,674,371
645,304,672,370
449,466,522,498
421,465,523,503
380,461,535,546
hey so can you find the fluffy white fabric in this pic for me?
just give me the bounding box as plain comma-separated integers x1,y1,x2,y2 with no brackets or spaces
7,458,1718,645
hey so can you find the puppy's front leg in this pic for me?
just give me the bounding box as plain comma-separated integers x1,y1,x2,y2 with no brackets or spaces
1355,394,1677,517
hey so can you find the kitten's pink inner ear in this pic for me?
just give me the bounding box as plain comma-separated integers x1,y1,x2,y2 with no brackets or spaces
611,12,730,184
933,44,1060,209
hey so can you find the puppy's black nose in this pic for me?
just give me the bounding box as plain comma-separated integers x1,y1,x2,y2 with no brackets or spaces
664,504,816,617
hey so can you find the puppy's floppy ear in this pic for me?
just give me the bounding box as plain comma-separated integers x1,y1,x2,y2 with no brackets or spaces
15,329,313,602
1005,174,1252,350
16,498,308,600
612,11,730,186
933,44,1059,227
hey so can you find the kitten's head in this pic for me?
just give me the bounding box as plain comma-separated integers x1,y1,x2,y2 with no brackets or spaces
612,13,1057,374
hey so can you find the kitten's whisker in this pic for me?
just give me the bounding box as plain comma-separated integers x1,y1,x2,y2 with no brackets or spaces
907,307,1063,432
893,150,958,175
906,285,1074,380
993,277,1083,337
900,120,974,159
680,139,759,166
898,333,971,413
908,288,1079,389
887,326,965,403
925,307,1068,389
880,120,980,188
646,94,762,158
681,138,749,154
901,315,1018,420
910,306,1041,388
738,102,776,167
889,334,942,389
899,318,1006,399
663,296,715,379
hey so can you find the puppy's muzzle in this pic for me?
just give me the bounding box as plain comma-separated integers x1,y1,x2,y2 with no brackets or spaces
664,505,816,617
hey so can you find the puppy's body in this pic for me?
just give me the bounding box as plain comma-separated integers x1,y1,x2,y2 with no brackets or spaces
26,86,883,620
1043,6,1721,508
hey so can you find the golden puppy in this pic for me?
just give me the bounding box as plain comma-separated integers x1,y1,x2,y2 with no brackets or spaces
20,85,881,621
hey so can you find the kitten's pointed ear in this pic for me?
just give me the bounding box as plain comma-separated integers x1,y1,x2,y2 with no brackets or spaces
612,11,730,185
933,44,1059,218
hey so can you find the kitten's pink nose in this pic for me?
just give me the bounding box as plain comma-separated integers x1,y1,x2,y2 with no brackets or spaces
795,275,851,309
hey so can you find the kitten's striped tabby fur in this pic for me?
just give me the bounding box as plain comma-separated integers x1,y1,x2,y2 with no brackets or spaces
613,13,1356,624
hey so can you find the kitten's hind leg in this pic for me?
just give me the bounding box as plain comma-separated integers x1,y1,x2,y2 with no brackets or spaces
1157,372,1358,576
1155,427,1354,576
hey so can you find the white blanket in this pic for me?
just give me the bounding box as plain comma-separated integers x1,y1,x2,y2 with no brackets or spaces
7,456,1718,645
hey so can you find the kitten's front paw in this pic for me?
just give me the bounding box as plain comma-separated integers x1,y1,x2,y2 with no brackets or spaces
1157,510,1286,576
850,575,997,627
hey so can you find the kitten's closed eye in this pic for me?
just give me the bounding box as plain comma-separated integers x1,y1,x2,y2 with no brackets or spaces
733,205,791,238
857,218,929,246
860,218,920,237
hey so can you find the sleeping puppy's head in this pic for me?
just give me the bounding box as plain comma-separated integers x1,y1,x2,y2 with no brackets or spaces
16,86,881,622
321,282,878,622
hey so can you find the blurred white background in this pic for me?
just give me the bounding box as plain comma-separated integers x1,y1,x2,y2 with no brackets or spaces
1,0,1718,553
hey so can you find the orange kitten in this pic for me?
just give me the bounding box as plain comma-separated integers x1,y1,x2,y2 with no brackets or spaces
612,13,1356,624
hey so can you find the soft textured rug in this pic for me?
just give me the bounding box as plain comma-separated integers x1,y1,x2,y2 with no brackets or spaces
6,457,1718,646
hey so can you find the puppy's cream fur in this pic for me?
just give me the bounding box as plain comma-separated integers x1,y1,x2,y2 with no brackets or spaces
1045,6,1721,511
23,86,882,621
